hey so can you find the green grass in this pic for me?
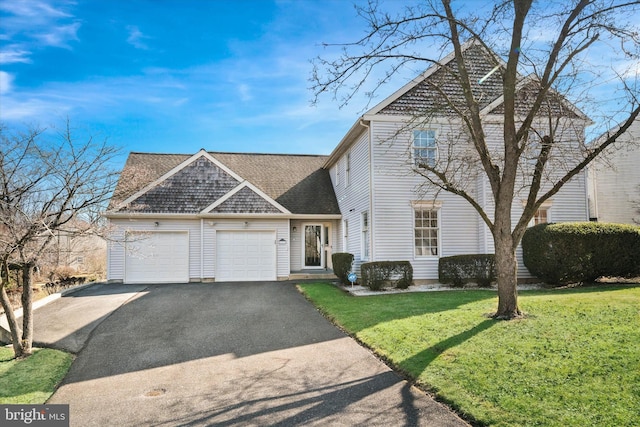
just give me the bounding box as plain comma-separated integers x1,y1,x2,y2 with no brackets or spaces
0,346,73,404
298,283,640,427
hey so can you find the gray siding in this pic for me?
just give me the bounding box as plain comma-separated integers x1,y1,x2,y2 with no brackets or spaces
330,128,371,274
107,218,203,282
108,218,290,281
589,117,640,224
369,120,480,280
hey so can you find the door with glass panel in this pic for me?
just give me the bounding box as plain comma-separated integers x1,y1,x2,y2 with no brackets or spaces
304,224,329,268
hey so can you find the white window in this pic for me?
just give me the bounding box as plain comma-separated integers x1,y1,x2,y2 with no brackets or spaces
414,204,440,257
532,207,550,225
361,211,370,260
413,130,437,167
526,200,552,226
345,152,351,187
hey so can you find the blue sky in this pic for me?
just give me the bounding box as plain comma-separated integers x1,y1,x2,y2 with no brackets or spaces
1,0,390,163
1,0,638,169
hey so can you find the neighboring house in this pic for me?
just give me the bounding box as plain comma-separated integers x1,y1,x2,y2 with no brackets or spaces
106,40,590,284
588,116,640,224
40,228,107,278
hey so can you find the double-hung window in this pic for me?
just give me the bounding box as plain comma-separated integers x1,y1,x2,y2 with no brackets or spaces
532,208,549,225
414,202,440,256
345,152,351,187
343,219,349,252
413,130,437,168
526,200,552,226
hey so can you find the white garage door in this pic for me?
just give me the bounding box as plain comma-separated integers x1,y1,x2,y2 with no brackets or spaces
125,231,189,283
216,231,276,281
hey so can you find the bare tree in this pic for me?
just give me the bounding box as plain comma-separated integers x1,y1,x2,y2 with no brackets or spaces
311,0,640,318
0,121,120,357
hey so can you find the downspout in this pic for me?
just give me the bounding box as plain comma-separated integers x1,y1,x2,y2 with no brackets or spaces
200,218,204,281
587,165,597,221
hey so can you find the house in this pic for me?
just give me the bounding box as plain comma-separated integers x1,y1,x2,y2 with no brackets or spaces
106,40,590,284
106,152,341,283
37,220,107,280
588,116,640,224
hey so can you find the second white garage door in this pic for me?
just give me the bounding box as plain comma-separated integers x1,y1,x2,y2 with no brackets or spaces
216,230,276,281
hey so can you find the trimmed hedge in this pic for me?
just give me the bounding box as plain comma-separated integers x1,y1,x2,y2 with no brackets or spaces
332,252,354,285
438,254,496,287
361,261,413,290
522,222,640,285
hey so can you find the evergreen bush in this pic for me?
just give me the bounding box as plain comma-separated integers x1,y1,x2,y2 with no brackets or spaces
332,252,354,285
438,254,496,287
522,222,640,285
361,261,413,290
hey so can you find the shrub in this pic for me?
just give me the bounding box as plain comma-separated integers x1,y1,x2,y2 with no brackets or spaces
361,261,413,290
522,222,640,285
439,254,496,287
332,252,354,285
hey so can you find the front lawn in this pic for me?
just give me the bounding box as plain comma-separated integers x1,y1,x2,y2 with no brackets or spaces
0,346,73,404
298,283,640,427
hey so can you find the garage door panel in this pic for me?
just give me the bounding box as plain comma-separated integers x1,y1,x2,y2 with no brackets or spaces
216,231,276,281
125,231,189,284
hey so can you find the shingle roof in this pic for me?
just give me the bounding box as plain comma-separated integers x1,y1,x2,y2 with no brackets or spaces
378,43,504,116
109,151,340,215
377,42,582,119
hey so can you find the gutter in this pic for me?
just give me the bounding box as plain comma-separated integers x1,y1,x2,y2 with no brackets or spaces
323,117,369,169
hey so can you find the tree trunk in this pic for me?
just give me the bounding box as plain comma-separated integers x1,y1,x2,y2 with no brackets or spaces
0,285,24,357
493,232,522,319
20,264,34,356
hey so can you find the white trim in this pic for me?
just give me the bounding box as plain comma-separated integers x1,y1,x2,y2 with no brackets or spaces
200,218,204,280
524,199,553,226
201,181,291,214
361,211,370,261
302,223,329,269
104,212,341,220
365,39,488,116
412,129,438,168
124,230,190,284
479,74,591,122
215,229,277,281
412,201,442,259
342,219,349,252
113,150,245,211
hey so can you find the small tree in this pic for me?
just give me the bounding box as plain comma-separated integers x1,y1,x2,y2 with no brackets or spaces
311,0,640,319
0,121,120,357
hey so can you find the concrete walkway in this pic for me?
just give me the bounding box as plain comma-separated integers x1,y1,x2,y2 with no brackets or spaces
42,282,468,426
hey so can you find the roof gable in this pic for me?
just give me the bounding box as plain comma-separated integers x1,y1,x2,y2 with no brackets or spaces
368,39,505,117
116,153,241,213
203,182,290,214
109,151,340,216
366,40,586,120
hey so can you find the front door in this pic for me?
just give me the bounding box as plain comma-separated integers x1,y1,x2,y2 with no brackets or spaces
303,224,330,269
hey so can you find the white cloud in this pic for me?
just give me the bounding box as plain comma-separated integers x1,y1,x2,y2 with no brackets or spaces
126,25,150,50
0,0,80,53
615,58,640,80
0,0,72,19
36,22,81,49
0,71,13,94
237,84,252,101
0,45,32,64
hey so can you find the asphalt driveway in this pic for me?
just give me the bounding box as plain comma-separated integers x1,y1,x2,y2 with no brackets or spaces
44,282,468,426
